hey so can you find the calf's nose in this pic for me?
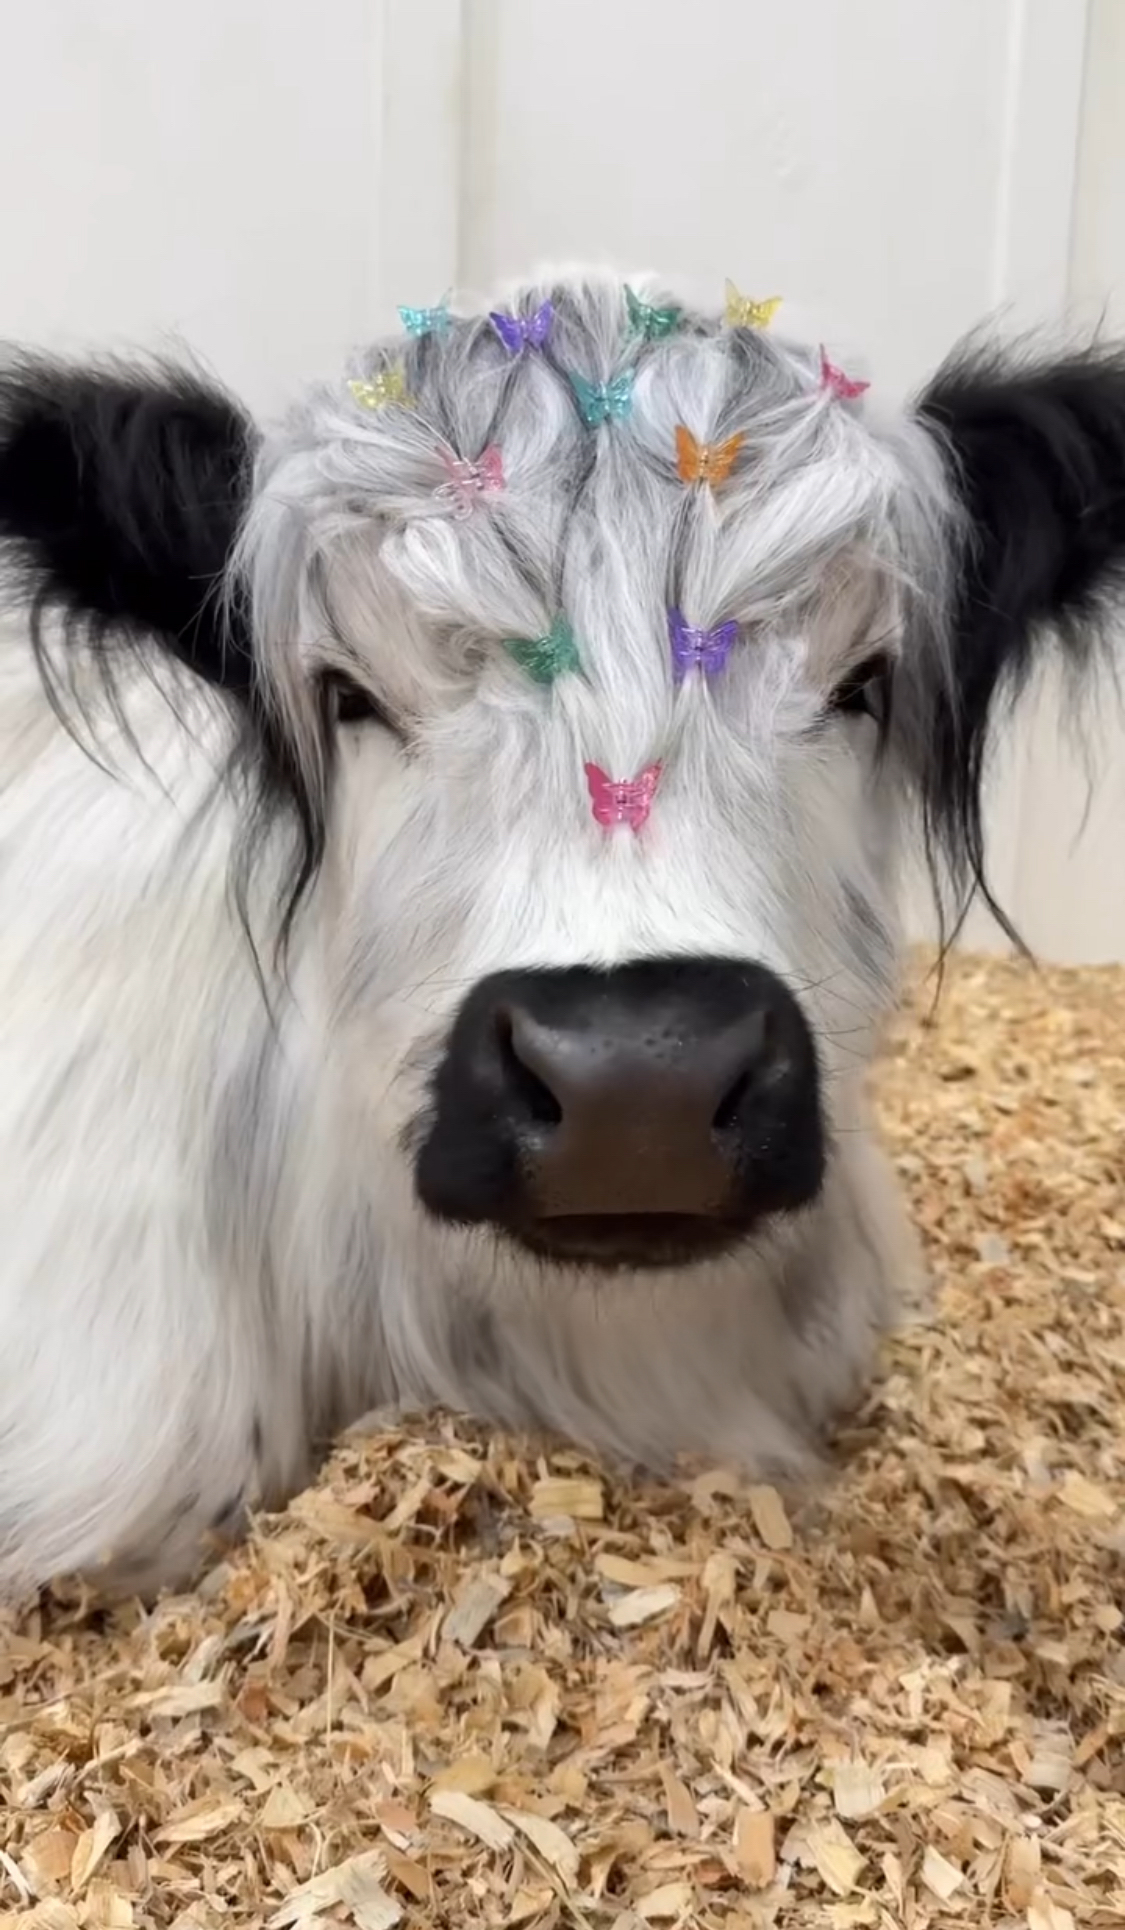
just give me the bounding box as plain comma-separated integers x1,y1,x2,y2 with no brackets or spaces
506,991,796,1215
415,958,825,1261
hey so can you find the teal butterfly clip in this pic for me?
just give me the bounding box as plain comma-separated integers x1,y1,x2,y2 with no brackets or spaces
505,616,581,686
398,298,452,338
570,369,635,427
625,285,681,340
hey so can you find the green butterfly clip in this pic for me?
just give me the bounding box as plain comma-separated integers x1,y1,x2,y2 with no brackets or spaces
505,617,581,686
625,284,681,341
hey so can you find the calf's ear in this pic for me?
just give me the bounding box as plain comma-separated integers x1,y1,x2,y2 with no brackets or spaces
0,354,257,690
903,340,1125,936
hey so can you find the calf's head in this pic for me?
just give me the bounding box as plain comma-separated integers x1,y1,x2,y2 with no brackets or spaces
3,278,1125,1284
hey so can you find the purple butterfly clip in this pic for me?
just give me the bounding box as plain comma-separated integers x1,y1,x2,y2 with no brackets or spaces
489,299,554,355
668,608,738,682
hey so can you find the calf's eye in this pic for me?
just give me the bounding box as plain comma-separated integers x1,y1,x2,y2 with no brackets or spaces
324,672,395,730
829,652,892,725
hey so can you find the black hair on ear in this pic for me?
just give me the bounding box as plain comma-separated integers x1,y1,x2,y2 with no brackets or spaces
0,353,332,959
0,352,256,690
908,338,1125,941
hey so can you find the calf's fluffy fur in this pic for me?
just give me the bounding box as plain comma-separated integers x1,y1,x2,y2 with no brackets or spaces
1,270,1123,1597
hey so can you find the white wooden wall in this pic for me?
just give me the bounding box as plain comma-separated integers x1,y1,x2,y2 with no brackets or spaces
1,0,1121,960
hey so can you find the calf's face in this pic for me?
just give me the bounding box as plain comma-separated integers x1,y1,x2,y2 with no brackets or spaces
4,277,1125,1297
235,283,952,1271
314,545,900,1272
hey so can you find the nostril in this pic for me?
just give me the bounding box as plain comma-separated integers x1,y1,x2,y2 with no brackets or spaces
712,1069,751,1133
711,1009,783,1133
497,1011,563,1126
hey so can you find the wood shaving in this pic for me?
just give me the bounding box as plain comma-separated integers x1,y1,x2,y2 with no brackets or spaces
428,1792,513,1853
746,1486,793,1552
3,952,1125,1928
607,1584,681,1629
733,1807,776,1889
831,1760,886,1820
920,1845,964,1902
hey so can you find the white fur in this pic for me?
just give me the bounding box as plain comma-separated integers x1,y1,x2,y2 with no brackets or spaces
0,271,947,1598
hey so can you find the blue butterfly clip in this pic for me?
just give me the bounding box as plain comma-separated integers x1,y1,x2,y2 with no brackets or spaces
398,299,452,338
570,369,635,427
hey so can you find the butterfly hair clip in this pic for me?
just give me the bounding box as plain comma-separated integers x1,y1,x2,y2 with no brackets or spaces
398,298,452,338
570,369,635,427
347,365,414,411
675,425,745,487
504,616,580,686
668,609,738,682
490,299,554,354
724,280,782,330
625,285,681,341
434,444,505,519
819,346,870,401
585,761,662,833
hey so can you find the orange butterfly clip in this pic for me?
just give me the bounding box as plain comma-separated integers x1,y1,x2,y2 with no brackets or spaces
675,425,745,487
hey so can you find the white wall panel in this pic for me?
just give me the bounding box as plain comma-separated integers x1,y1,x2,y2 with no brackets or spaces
0,0,420,414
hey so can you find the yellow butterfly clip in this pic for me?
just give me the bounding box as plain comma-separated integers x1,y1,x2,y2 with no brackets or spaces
348,365,415,411
724,280,783,330
675,425,745,487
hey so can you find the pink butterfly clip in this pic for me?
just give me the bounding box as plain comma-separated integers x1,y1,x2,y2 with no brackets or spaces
820,347,870,401
584,761,662,833
434,443,505,518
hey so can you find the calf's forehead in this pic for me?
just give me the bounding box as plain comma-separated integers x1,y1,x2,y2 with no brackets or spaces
256,277,950,711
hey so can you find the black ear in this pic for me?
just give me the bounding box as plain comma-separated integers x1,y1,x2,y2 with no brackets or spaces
0,354,257,691
906,340,1125,937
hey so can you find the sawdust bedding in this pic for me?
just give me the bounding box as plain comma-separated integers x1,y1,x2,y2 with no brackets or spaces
2,950,1125,1930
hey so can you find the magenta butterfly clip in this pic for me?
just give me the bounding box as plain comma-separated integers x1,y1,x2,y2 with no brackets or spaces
584,761,662,834
820,346,870,401
668,608,738,682
434,444,505,518
489,299,554,354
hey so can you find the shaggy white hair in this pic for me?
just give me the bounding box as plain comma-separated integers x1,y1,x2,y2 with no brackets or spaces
2,267,1117,1599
